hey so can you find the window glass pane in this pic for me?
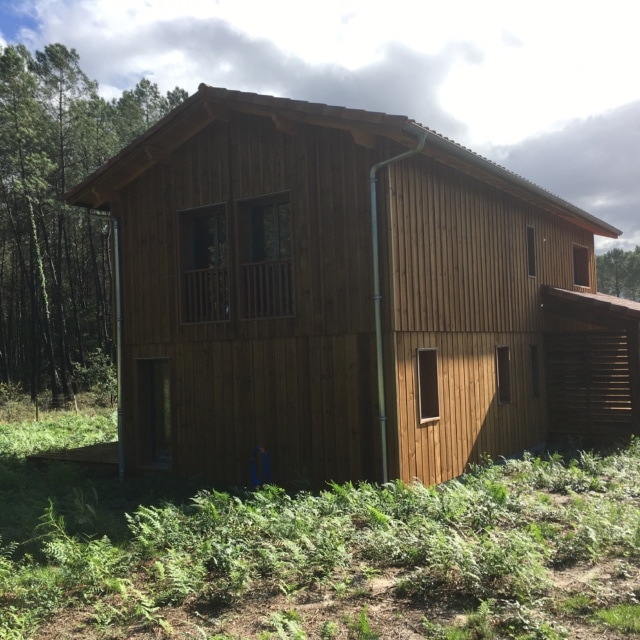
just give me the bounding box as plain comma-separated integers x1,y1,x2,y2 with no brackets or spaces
242,195,294,319
137,358,171,466
192,212,226,268
526,226,536,277
496,346,512,404
250,200,291,261
180,205,230,323
278,202,292,259
573,245,590,286
251,205,276,261
418,348,439,421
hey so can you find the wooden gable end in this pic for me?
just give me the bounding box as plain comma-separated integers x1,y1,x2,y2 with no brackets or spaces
112,111,392,486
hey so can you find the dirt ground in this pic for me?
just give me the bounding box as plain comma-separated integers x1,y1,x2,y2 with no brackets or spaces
34,557,640,639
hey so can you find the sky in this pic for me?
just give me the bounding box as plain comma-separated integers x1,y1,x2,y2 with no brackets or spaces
1,0,638,251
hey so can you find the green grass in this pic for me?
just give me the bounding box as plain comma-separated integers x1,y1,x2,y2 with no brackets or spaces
594,603,640,633
3,411,640,638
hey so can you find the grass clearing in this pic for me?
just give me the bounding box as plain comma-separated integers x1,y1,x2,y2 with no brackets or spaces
3,412,640,638
594,603,640,633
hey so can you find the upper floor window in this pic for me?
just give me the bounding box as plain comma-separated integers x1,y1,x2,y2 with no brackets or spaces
526,225,536,277
238,194,294,319
573,244,590,287
180,204,230,323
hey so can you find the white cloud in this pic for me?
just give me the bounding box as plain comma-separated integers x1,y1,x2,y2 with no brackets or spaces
18,0,640,144
8,0,640,244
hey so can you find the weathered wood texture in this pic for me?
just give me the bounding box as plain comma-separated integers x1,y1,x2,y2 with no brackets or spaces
118,116,377,345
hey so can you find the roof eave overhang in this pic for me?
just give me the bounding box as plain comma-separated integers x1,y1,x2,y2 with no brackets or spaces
542,285,640,330
408,124,621,239
64,85,622,240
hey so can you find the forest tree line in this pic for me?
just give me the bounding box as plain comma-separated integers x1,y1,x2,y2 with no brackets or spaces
596,247,640,301
0,42,186,403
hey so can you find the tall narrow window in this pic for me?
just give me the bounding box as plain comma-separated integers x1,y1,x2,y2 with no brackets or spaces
180,204,229,323
573,244,590,287
137,358,172,467
526,225,536,277
496,345,512,404
417,348,440,422
239,194,294,319
530,344,540,397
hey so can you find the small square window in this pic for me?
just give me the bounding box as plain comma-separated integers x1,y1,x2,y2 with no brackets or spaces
417,348,440,422
573,245,590,287
496,345,512,404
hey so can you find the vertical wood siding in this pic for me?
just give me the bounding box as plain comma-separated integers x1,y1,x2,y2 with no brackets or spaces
387,155,596,335
117,113,385,486
393,331,548,484
123,334,378,486
116,112,601,487
385,153,594,484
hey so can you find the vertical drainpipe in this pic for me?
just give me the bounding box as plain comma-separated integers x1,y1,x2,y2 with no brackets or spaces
112,215,124,482
84,209,125,482
369,122,427,484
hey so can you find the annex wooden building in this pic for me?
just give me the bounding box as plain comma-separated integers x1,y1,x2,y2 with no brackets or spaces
66,85,634,488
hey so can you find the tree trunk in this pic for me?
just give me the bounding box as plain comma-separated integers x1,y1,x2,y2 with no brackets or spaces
27,195,62,404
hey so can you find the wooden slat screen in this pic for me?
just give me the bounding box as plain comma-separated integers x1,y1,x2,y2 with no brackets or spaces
183,267,230,323
545,332,633,444
241,259,294,319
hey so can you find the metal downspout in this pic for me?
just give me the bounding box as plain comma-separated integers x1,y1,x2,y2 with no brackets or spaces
82,210,125,481
369,123,427,483
112,216,124,482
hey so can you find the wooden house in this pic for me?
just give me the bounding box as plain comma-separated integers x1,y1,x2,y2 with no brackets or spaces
65,85,637,488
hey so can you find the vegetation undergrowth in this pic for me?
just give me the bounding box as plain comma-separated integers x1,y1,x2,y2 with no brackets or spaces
3,415,640,639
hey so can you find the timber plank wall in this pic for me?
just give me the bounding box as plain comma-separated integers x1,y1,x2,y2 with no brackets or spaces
387,154,597,483
117,114,384,486
114,111,600,487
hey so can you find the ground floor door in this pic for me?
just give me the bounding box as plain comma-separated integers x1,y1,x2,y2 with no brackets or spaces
136,358,172,467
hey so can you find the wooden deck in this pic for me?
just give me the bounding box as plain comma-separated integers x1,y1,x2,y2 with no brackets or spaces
28,441,119,467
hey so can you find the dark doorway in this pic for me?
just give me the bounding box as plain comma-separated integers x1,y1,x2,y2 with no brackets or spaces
137,359,172,467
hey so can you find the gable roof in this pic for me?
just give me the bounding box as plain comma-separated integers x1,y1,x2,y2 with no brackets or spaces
65,84,621,239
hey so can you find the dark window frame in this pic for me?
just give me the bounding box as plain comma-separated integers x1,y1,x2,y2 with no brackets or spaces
526,225,536,278
237,192,294,320
496,345,512,405
178,203,230,323
530,344,541,398
573,244,590,287
417,348,440,423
